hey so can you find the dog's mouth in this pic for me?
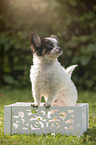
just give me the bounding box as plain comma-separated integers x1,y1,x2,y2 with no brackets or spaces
56,50,63,56
47,49,62,58
51,47,62,55
56,49,62,54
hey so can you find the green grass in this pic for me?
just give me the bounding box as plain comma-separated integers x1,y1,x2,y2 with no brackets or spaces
0,88,96,145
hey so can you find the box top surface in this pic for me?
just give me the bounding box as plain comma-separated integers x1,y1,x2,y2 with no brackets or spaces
4,102,88,108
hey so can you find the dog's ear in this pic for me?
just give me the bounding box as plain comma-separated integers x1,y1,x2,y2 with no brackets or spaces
29,32,41,50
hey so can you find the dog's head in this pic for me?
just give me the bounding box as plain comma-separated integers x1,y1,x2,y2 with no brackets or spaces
29,32,62,58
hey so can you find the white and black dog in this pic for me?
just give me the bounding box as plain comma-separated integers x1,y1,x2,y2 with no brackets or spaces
30,33,78,108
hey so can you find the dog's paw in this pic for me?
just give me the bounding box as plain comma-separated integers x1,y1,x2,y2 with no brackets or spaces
31,104,38,108
44,103,51,108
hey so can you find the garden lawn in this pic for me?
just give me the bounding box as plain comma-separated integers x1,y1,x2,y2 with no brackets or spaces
0,88,96,145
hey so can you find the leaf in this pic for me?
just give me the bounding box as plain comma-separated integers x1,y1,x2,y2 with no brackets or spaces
4,43,11,51
80,55,91,66
79,35,89,42
3,75,15,84
87,44,96,52
13,66,25,70
0,37,8,45
93,5,96,11
72,56,80,63
67,38,78,48
69,0,77,6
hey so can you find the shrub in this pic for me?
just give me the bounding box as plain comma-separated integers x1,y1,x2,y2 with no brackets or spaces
0,0,96,90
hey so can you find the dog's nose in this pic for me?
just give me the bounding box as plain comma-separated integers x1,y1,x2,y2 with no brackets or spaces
55,47,62,54
59,47,62,51
57,47,62,51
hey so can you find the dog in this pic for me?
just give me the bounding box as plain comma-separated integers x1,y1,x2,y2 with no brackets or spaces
30,32,78,108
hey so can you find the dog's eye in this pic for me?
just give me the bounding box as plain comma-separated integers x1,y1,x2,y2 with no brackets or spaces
41,39,54,55
45,41,53,50
49,42,53,48
49,41,54,47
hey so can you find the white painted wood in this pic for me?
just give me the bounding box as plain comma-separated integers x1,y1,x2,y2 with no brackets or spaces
82,105,87,133
86,104,89,129
4,106,12,134
4,103,89,135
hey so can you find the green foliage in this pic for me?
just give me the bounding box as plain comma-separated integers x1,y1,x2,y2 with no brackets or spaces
0,88,96,144
0,0,96,90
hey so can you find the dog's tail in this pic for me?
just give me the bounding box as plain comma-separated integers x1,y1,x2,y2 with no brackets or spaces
66,65,78,77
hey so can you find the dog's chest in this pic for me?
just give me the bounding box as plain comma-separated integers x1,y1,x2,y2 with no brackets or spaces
37,64,56,86
32,62,60,94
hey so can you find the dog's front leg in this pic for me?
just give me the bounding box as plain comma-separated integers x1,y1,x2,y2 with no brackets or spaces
31,88,40,108
44,89,59,108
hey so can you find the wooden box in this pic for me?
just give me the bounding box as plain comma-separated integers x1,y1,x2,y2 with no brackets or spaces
4,102,89,136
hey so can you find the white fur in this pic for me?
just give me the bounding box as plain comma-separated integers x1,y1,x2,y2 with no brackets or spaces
30,54,78,107
66,65,78,77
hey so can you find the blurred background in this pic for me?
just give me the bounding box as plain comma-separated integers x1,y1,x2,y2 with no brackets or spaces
0,0,96,91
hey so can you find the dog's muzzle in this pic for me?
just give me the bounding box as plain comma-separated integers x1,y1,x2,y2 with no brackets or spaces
55,47,62,54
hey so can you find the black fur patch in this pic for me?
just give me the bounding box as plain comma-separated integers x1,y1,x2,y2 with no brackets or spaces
33,38,54,56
